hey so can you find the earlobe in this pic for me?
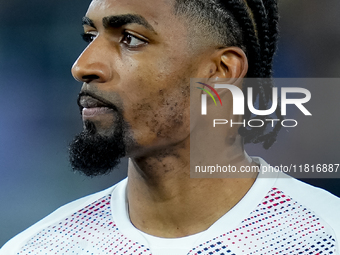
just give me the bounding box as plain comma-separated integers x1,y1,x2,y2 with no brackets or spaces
211,47,248,80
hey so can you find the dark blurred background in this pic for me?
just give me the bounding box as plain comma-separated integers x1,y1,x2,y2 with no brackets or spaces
0,0,339,247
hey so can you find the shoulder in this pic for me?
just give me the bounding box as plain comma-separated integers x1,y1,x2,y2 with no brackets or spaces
0,178,128,254
272,170,340,243
275,173,340,223
255,157,340,240
255,157,340,214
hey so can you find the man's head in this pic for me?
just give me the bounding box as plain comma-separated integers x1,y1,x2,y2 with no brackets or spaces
69,0,280,176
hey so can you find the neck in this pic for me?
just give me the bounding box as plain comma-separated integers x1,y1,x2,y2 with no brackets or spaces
127,134,258,238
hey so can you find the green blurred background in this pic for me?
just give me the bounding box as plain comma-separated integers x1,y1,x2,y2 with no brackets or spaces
1,0,340,247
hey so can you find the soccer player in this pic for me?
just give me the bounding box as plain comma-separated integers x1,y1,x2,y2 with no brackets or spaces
1,0,339,254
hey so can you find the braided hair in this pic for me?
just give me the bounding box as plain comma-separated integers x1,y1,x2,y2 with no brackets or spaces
174,0,283,149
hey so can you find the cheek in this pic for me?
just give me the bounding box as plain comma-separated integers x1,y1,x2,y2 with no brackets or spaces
117,48,194,147
123,74,191,147
153,85,190,139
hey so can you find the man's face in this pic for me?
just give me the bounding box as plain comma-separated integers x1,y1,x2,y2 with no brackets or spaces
70,0,204,174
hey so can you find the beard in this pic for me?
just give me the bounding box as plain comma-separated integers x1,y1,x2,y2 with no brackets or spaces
69,113,127,177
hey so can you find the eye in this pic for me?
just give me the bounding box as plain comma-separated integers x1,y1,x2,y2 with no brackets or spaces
121,32,147,48
81,33,96,44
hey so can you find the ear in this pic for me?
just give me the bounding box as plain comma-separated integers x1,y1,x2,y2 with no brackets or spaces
211,47,248,80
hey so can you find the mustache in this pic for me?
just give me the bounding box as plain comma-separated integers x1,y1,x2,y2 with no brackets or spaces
77,91,120,113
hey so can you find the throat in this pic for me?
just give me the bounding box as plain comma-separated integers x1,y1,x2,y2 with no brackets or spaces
127,157,257,238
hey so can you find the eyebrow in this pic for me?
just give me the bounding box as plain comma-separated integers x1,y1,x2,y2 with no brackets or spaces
102,14,156,33
82,16,96,29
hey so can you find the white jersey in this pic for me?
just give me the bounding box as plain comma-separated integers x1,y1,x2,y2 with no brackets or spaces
1,157,340,255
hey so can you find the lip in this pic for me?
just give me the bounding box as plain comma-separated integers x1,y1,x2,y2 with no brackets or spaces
79,95,115,120
79,95,112,109
82,107,114,119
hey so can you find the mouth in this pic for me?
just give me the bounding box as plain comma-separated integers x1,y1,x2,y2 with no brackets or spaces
78,93,116,120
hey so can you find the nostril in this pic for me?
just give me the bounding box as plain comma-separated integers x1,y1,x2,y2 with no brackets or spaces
82,74,100,82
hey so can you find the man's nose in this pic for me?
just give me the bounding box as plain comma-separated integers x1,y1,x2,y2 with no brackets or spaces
71,40,112,84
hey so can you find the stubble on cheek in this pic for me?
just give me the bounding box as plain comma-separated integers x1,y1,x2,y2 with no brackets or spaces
128,75,191,147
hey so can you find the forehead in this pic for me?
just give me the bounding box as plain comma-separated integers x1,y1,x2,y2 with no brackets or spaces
87,0,177,28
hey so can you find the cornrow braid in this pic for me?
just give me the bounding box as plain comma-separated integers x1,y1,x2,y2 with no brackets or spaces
259,0,282,149
244,0,270,78
262,0,279,76
174,0,284,149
